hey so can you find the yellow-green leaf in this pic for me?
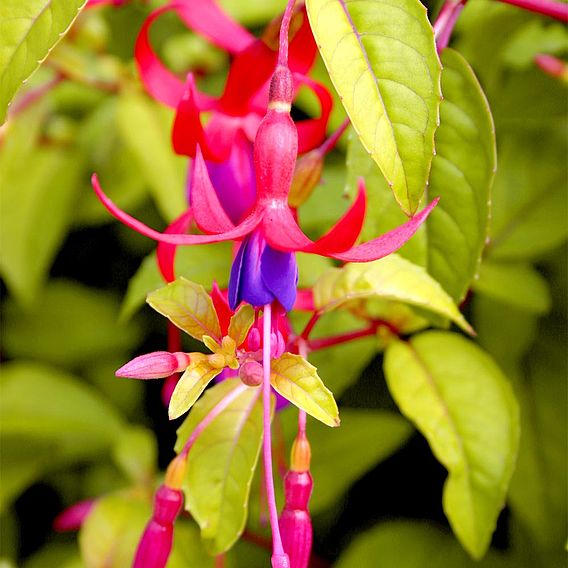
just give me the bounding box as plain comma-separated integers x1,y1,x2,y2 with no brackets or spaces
313,255,472,334
147,278,221,342
0,0,87,123
306,0,442,214
228,304,255,346
168,358,223,420
271,353,339,428
384,332,520,559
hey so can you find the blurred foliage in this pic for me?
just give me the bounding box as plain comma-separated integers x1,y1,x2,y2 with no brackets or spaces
0,0,566,567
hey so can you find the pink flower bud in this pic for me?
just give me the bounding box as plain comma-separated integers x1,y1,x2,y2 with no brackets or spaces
535,54,567,78
133,485,183,568
53,499,95,532
248,327,261,351
239,360,264,387
279,471,313,568
116,352,189,379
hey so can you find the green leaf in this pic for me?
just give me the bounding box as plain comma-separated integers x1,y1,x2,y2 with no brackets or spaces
147,278,221,342
508,333,567,550
473,262,551,315
0,106,84,307
313,255,472,334
384,332,519,559
425,49,495,302
228,304,255,346
335,521,509,568
79,493,150,568
0,362,123,510
0,0,87,123
117,91,186,221
2,280,141,368
175,379,264,554
306,0,442,214
270,353,339,427
111,427,157,485
280,407,412,513
119,243,232,322
168,357,223,420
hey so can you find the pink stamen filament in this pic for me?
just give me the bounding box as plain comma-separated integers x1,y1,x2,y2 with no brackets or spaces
262,303,289,566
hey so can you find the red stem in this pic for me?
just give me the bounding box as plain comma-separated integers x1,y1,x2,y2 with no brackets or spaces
300,311,322,340
319,117,351,155
8,74,64,118
497,0,568,21
278,0,298,67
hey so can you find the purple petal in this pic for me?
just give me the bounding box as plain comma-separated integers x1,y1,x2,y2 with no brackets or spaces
261,245,298,312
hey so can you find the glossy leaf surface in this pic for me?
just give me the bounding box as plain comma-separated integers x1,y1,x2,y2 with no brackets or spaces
313,255,472,334
271,353,339,427
0,0,86,123
147,278,221,342
384,332,519,558
175,379,264,554
306,0,441,214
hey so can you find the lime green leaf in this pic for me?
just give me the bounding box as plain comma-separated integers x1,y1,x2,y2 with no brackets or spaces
473,262,551,315
117,91,186,221
119,243,231,322
167,521,215,568
79,493,150,568
228,304,255,346
2,280,141,368
426,49,495,302
168,358,223,420
0,106,84,307
147,278,221,342
335,521,510,568
0,0,87,123
384,332,519,559
271,353,339,427
23,543,82,568
175,379,264,554
306,311,377,398
306,0,442,214
281,407,411,513
111,427,157,485
313,255,472,334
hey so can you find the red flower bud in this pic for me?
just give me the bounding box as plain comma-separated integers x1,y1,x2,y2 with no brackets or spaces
53,499,95,532
133,485,183,568
116,351,189,379
279,471,313,568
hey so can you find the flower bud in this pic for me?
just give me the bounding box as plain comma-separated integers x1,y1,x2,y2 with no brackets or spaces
239,359,264,387
279,471,313,568
290,434,311,472
288,149,324,208
535,54,568,80
248,327,261,351
53,499,95,532
133,485,183,568
116,352,189,379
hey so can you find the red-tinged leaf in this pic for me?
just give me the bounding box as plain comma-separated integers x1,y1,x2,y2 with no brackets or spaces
322,199,439,262
91,174,262,245
308,179,366,253
295,73,334,153
156,209,194,283
190,147,235,234
211,283,232,336
135,1,249,109
172,75,222,160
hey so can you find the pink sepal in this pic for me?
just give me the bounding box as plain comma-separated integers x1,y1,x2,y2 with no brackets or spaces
156,209,194,283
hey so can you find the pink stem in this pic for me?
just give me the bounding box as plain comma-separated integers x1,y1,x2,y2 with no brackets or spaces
319,117,351,155
535,53,567,77
297,341,309,437
180,383,249,458
278,0,298,67
8,74,64,118
433,0,467,52
262,303,289,567
308,324,379,351
300,311,322,341
497,0,568,20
